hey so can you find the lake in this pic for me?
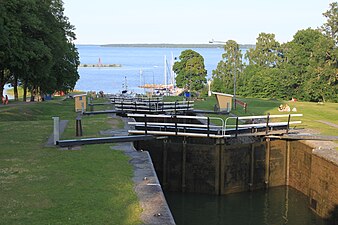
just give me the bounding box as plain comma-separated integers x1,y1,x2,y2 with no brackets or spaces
4,45,245,97
74,45,226,94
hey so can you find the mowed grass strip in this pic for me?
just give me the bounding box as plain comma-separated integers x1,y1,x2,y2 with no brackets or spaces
0,99,142,225
171,95,337,137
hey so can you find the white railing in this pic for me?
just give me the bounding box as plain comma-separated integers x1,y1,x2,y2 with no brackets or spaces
224,114,303,136
127,113,303,138
128,114,226,138
116,101,194,113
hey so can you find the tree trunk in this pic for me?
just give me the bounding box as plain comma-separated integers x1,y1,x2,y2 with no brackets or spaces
0,85,3,99
30,86,38,102
23,80,28,102
13,76,19,101
0,70,5,98
30,87,35,102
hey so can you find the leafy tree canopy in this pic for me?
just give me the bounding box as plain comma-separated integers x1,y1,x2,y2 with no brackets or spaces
212,40,243,94
173,49,207,91
245,33,282,68
0,0,79,101
321,2,338,44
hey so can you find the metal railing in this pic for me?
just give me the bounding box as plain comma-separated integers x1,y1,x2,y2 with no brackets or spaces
128,114,225,138
224,114,303,137
128,113,303,138
116,101,194,113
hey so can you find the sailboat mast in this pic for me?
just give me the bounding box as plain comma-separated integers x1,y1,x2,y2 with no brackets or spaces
171,52,175,86
164,55,167,88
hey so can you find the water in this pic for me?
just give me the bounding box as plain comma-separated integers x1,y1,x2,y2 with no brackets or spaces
4,45,243,96
75,45,225,94
165,186,327,225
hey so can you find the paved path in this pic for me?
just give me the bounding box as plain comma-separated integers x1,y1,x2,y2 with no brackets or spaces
317,120,338,129
113,142,176,225
0,101,37,108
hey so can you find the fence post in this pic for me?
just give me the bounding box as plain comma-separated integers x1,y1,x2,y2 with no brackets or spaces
207,117,210,137
265,113,270,135
174,101,177,115
52,117,60,145
144,114,147,135
76,117,83,137
235,117,239,138
286,114,291,134
174,115,178,135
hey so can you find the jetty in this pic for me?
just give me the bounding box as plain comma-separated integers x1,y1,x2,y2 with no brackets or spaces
79,63,122,68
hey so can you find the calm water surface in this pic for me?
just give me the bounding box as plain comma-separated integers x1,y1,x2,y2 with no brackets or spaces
4,45,242,97
75,45,226,94
165,186,327,225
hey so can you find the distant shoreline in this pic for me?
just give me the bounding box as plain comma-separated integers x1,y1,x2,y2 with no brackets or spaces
79,63,122,68
77,43,255,49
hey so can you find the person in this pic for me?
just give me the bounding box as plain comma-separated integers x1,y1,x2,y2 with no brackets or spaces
5,95,8,104
278,104,283,112
1,95,4,104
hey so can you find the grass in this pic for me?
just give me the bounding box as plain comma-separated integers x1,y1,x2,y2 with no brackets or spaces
0,98,142,225
165,95,338,136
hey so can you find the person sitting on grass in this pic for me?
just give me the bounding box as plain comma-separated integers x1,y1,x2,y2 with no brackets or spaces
278,104,290,112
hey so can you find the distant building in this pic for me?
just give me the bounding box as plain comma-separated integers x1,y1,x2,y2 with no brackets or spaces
74,94,87,112
212,92,234,112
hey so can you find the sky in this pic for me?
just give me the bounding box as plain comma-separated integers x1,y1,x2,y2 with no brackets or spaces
63,0,333,45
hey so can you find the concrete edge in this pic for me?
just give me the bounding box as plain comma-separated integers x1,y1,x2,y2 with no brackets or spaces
300,140,338,166
113,142,176,225
45,120,69,147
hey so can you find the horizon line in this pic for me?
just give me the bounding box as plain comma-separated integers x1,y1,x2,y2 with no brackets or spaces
74,43,256,46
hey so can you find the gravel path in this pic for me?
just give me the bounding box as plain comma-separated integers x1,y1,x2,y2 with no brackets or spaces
317,120,338,129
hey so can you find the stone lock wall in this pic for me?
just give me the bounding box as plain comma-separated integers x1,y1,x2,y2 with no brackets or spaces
288,141,338,219
136,137,338,219
138,137,288,195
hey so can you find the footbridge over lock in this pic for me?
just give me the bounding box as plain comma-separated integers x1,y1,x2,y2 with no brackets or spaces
129,113,305,195
129,110,338,220
127,113,303,139
55,99,338,219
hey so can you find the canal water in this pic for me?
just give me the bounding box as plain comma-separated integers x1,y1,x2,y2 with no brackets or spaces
165,186,327,225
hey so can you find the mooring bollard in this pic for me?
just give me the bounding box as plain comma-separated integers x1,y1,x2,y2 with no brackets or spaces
52,117,60,145
76,117,83,136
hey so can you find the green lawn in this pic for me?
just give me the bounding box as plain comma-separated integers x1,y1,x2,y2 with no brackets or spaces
165,96,338,136
0,98,142,225
191,96,338,136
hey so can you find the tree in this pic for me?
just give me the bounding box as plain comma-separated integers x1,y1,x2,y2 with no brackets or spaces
212,40,243,94
241,33,287,99
39,0,79,96
245,33,282,68
283,28,338,102
173,49,207,91
0,0,79,101
321,2,338,44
